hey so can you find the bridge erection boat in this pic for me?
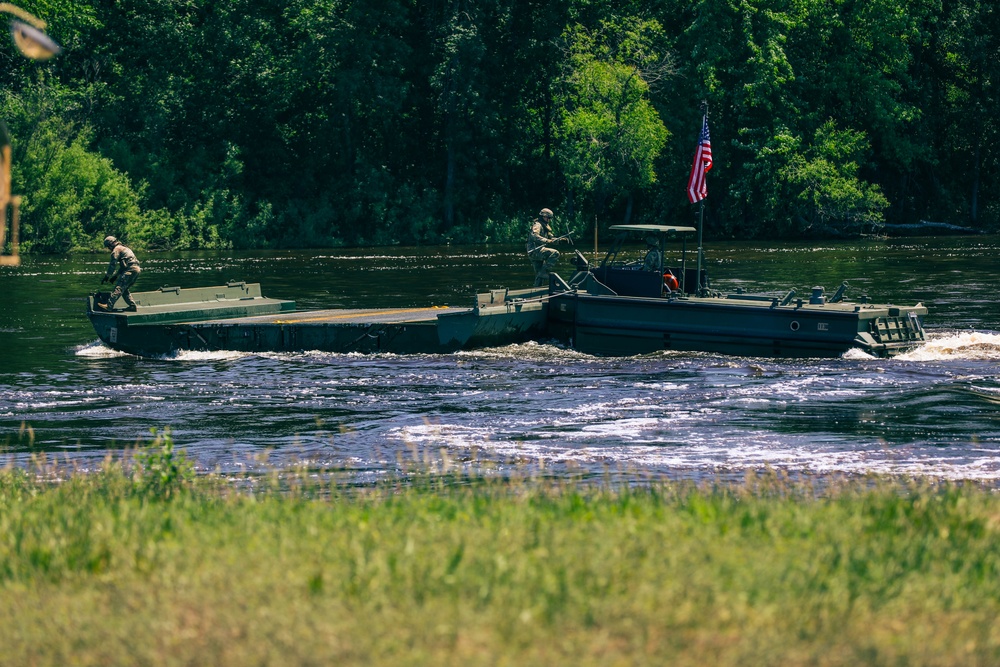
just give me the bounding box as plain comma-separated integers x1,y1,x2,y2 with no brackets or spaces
546,225,927,358
86,225,927,359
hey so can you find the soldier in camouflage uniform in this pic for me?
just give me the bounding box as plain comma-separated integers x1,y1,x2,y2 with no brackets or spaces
98,235,142,311
643,235,663,272
526,207,562,287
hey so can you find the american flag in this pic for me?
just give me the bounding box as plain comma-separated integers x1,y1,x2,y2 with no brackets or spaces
686,114,713,203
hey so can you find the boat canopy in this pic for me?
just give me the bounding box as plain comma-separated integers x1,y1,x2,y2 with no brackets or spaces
609,224,697,234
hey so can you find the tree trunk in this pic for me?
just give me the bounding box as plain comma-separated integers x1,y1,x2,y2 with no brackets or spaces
444,135,455,230
971,142,980,225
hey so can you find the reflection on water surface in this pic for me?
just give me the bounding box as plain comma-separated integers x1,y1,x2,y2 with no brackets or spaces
3,237,999,485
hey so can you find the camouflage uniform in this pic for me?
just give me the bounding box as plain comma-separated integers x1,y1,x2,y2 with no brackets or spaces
102,241,142,310
643,236,663,272
526,209,559,287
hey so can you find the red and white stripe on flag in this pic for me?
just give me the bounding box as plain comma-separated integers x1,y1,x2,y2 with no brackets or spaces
686,115,713,203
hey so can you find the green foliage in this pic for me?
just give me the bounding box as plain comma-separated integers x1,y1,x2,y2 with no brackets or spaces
782,121,889,235
17,121,142,253
0,81,143,253
1,468,1000,664
133,428,194,501
2,0,998,252
752,121,889,237
556,18,671,224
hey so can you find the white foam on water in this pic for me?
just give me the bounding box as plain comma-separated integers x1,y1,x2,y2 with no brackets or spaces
899,331,1000,362
456,340,593,362
74,340,130,358
75,341,252,363
390,421,1000,482
164,349,251,362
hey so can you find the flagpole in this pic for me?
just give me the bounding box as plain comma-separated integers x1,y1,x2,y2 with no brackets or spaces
695,101,708,296
696,200,704,295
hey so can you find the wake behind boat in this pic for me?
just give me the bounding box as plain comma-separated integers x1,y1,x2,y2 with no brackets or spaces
86,225,927,359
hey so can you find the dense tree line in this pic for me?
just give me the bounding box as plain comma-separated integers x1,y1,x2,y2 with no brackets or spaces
1,0,997,253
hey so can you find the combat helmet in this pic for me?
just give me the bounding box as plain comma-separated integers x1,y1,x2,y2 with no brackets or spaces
538,208,553,220
103,235,119,249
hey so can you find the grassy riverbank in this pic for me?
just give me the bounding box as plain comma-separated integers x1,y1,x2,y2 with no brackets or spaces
2,455,999,665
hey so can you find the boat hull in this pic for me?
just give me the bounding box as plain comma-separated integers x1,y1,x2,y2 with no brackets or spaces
547,289,926,358
87,283,548,357
86,278,926,360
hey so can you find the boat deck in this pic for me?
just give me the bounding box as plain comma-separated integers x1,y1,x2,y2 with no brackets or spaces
87,283,550,356
195,305,468,326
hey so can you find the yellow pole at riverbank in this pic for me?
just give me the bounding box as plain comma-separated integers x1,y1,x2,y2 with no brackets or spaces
0,3,61,267
0,125,21,267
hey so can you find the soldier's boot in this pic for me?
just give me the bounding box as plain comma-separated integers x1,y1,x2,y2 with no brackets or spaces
105,287,122,311
533,265,545,286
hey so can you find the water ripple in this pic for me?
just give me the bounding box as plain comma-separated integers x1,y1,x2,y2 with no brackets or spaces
5,242,1000,485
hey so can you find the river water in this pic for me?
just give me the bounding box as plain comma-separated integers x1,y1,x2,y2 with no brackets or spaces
2,236,999,485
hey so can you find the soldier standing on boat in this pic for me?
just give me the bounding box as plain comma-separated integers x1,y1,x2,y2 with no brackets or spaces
97,235,141,311
526,207,562,287
643,235,663,272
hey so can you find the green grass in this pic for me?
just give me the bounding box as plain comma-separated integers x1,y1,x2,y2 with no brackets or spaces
1,451,999,666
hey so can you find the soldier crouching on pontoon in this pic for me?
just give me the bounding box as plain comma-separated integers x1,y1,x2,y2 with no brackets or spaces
97,235,141,311
526,207,564,287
